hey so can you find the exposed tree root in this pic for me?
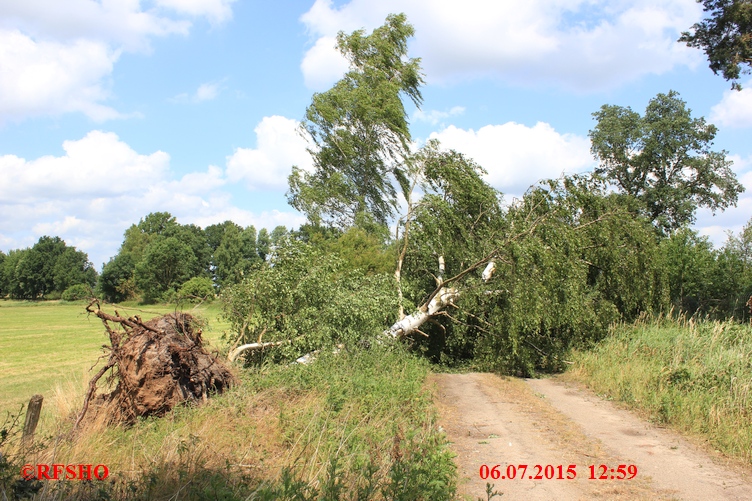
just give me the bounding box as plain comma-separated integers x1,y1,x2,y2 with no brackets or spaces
74,300,235,430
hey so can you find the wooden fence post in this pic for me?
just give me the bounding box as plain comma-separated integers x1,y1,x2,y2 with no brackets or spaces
22,394,43,445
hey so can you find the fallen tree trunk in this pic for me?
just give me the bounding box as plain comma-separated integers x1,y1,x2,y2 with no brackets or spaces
386,286,459,338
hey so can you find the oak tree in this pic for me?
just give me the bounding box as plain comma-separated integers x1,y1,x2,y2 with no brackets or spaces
589,90,743,234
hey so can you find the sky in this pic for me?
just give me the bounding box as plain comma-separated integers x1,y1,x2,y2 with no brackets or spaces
2,0,752,269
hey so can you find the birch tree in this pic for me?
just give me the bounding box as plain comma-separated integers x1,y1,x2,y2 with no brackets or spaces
287,13,423,228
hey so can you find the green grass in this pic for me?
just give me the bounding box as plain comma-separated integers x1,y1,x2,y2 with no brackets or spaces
566,315,752,464
0,299,230,415
0,300,457,500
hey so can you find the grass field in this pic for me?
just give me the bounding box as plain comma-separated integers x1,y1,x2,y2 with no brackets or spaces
0,300,230,416
565,314,752,465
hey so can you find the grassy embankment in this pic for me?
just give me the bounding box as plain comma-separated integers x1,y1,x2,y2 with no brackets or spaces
0,300,457,500
566,314,752,465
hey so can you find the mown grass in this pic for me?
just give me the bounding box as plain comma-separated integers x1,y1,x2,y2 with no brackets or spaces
0,300,230,416
566,314,752,465
2,346,456,500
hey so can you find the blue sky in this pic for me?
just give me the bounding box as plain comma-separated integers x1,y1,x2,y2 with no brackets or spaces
2,0,751,268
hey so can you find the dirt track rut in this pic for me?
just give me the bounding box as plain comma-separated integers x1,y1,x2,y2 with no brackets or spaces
432,373,752,501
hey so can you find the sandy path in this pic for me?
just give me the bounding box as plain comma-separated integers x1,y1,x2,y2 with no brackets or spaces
432,373,752,501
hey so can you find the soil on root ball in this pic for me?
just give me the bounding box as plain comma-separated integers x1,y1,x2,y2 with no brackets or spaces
77,303,236,428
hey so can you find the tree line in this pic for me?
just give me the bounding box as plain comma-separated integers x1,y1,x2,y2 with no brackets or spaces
0,215,289,303
0,236,97,300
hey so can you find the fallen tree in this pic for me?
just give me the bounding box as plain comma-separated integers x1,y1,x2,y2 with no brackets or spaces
222,18,670,374
74,300,235,430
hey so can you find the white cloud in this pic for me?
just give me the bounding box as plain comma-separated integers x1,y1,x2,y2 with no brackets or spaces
195,82,220,101
300,36,350,90
0,130,170,202
154,0,237,24
413,106,465,125
0,1,190,51
710,83,752,128
429,122,595,194
300,0,703,91
191,209,305,233
0,30,124,122
172,80,226,103
0,123,305,267
226,115,314,190
0,0,234,122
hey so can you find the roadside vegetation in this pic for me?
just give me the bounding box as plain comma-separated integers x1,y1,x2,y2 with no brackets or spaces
1,342,455,500
567,314,752,465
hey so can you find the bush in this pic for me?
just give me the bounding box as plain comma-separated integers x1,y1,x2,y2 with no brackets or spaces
61,283,93,301
177,277,215,303
222,241,398,363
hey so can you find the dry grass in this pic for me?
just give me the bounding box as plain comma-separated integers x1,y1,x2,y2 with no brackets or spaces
566,314,752,466
3,345,457,500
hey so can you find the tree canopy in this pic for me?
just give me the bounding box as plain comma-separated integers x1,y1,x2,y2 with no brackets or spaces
589,90,744,234
0,236,96,299
288,13,424,227
679,0,752,89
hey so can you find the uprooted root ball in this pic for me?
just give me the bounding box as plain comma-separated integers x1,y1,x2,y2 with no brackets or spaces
75,301,236,428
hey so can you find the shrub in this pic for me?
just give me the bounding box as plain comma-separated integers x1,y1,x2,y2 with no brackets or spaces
178,277,215,303
61,283,93,301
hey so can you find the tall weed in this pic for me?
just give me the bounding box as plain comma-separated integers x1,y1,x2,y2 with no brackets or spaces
568,316,752,464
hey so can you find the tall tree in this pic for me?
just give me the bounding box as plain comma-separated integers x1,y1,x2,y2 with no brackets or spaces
1,249,27,299
214,224,245,286
0,250,6,296
679,0,752,89
52,247,97,292
98,253,136,303
256,228,271,262
288,13,424,227
16,236,67,298
589,90,744,234
659,228,717,313
134,236,197,303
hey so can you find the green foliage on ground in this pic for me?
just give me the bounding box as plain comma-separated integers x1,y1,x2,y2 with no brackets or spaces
222,241,399,362
405,173,668,376
61,283,93,301
567,315,752,464
177,276,215,303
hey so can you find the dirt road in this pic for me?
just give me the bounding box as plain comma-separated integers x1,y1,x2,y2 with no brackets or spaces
432,373,752,501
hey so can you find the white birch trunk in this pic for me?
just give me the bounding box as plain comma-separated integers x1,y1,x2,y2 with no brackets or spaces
482,261,496,282
386,286,459,338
